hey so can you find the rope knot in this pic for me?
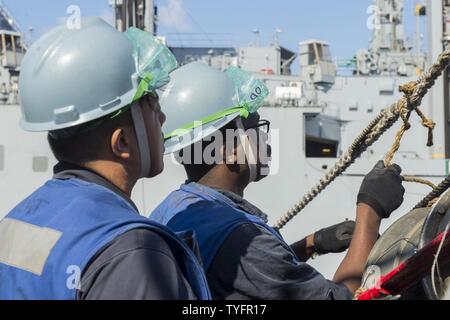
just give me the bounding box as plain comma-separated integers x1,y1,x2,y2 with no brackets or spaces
399,107,411,128
399,81,418,97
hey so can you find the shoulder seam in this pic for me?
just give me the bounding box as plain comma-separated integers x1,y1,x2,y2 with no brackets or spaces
81,246,180,281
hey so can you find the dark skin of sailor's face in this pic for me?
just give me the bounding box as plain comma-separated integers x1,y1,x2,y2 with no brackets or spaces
192,112,271,197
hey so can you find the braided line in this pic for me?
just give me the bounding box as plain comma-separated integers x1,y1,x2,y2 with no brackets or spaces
274,50,450,230
414,176,450,209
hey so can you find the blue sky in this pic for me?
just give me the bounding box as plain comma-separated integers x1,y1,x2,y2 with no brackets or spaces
3,0,424,67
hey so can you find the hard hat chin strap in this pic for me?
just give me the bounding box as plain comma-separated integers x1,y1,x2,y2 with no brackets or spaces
131,101,151,178
235,118,258,183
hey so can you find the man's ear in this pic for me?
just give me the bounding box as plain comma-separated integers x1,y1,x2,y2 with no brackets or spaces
111,127,131,160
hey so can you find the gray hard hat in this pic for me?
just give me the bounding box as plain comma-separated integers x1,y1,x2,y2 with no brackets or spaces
160,62,269,154
19,17,178,179
19,17,177,132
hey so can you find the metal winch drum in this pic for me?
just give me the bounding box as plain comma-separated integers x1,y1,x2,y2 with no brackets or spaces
361,189,450,300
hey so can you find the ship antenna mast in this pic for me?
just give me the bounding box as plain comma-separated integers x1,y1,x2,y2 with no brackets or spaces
370,0,408,54
110,0,157,34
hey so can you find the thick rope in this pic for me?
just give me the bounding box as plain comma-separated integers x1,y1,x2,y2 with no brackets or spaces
353,288,366,300
273,49,450,230
382,96,437,190
414,176,450,209
403,176,437,190
383,108,436,165
427,197,440,207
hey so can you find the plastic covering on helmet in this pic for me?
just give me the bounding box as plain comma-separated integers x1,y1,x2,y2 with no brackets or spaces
225,66,269,116
125,27,178,102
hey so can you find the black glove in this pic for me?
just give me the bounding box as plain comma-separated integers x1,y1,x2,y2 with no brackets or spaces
357,160,405,219
313,220,356,255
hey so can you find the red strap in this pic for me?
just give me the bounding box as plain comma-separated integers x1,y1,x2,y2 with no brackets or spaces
356,230,450,300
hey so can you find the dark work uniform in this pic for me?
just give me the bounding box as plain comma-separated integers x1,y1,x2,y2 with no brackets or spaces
206,190,353,300
53,163,197,300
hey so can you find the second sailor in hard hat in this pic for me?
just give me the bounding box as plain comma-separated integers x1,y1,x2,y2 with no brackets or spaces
150,62,405,299
0,18,210,300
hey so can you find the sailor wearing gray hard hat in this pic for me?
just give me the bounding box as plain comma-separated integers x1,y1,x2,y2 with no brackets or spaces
150,62,405,300
0,17,210,300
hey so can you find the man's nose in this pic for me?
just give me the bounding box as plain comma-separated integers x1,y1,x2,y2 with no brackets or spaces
160,110,167,125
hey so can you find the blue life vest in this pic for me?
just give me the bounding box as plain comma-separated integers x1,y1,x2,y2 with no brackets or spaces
0,178,211,300
151,183,292,271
